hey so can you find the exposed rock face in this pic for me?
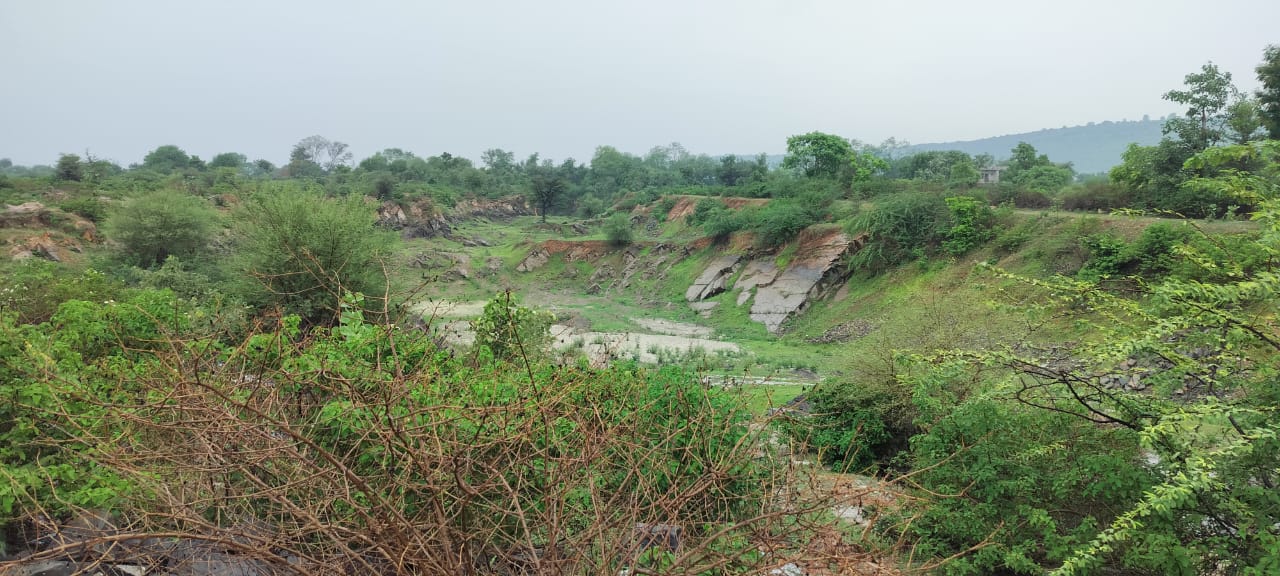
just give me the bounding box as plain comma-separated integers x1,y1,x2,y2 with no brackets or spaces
376,199,451,238
734,260,779,306
681,228,862,333
1,202,98,243
517,248,550,272
8,232,80,262
749,231,854,333
451,196,533,220
685,255,740,301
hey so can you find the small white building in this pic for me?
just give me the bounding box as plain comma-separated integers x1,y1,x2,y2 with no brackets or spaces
979,166,1006,185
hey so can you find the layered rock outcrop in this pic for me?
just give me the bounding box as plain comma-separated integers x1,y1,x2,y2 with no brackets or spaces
684,228,865,333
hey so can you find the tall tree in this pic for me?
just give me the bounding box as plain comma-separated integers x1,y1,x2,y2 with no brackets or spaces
54,153,83,182
293,135,353,173
719,155,747,186
1163,62,1237,151
209,152,248,170
1226,97,1267,144
781,131,852,179
141,145,194,173
1257,44,1280,139
530,172,567,223
286,145,323,179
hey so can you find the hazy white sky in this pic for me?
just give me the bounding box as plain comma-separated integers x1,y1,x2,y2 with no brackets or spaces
1,0,1276,166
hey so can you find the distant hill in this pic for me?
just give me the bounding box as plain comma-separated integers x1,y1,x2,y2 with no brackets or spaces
906,117,1168,174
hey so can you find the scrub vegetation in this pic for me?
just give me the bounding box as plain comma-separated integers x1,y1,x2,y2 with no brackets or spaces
2,46,1280,574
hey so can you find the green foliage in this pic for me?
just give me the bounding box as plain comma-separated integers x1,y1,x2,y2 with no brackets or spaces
470,291,554,362
946,159,979,189
141,144,195,174
892,360,1151,575
847,191,949,270
54,153,83,182
0,287,201,517
653,195,677,221
801,376,914,470
208,152,248,170
103,190,219,268
851,149,890,183
941,195,994,255
1163,62,1237,151
530,173,566,222
687,197,724,226
1058,181,1134,212
576,193,605,218
782,131,853,179
57,196,108,222
230,187,396,326
0,291,785,572
0,261,122,324
1076,233,1130,280
604,211,634,247
1258,45,1280,140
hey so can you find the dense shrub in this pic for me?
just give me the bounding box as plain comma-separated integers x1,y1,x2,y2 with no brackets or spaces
230,188,396,326
1058,181,1136,212
800,378,916,470
942,195,995,255
103,190,220,268
0,261,123,324
0,299,813,574
686,197,724,226
471,291,554,361
58,196,108,222
652,195,677,221
847,191,949,270
604,211,634,246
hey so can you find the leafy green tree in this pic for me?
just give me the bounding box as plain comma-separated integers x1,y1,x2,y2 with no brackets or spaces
1225,97,1266,144
530,174,566,223
54,153,83,182
252,159,276,176
850,149,889,183
286,144,324,179
847,191,949,270
294,135,353,172
946,158,979,188
927,142,1280,574
587,145,645,198
480,148,515,172
209,152,248,170
1007,141,1047,174
1163,62,1237,151
104,190,219,268
231,188,396,326
1256,44,1280,139
781,131,852,179
719,154,748,186
899,150,973,182
141,145,194,173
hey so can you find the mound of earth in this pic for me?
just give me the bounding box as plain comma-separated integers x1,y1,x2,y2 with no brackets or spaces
665,195,769,222
1,201,97,241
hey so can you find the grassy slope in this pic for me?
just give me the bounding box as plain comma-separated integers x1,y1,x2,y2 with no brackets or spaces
398,206,1259,394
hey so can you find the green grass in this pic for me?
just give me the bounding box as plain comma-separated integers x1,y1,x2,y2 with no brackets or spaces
733,384,811,414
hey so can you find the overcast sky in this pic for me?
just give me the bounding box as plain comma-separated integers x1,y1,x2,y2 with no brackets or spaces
1,0,1276,167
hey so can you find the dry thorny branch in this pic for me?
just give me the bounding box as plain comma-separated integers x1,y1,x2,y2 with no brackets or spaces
0,306,918,575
